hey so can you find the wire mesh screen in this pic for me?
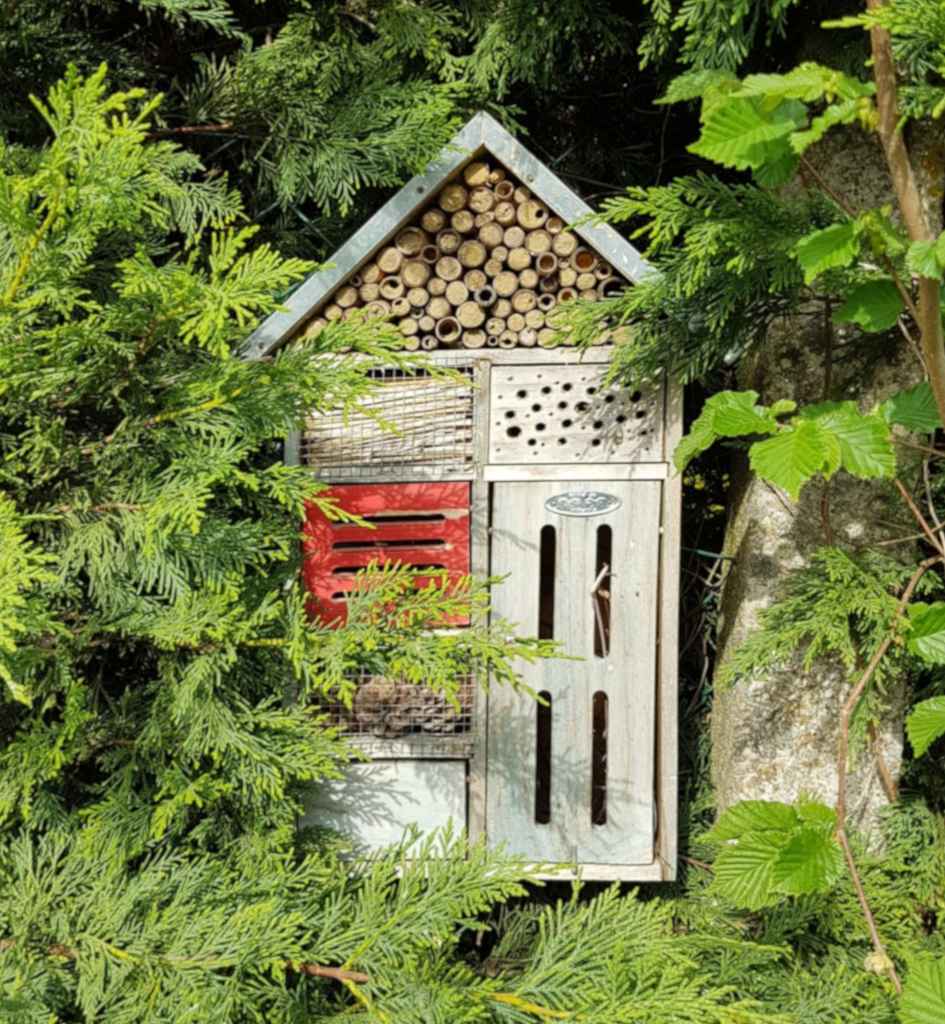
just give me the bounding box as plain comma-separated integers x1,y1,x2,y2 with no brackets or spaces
301,363,475,476
316,674,474,740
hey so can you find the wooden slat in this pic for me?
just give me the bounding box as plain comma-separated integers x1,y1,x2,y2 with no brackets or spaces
484,464,667,482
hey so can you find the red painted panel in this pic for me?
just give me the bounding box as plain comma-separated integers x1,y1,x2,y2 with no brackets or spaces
302,482,471,625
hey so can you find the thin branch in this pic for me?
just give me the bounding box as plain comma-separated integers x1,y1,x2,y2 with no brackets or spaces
895,478,945,556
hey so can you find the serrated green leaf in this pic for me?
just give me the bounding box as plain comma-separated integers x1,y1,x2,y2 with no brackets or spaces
900,958,945,1024
712,833,785,910
707,800,799,842
906,697,945,757
791,98,861,154
673,390,779,472
749,420,840,499
802,402,895,479
737,63,874,103
752,141,799,188
881,382,943,433
771,827,843,896
793,223,858,284
834,278,903,331
795,799,837,829
906,241,943,279
658,70,740,117
689,97,804,171
907,603,945,664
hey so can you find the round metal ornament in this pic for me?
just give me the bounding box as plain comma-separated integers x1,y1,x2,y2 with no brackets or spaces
544,490,622,517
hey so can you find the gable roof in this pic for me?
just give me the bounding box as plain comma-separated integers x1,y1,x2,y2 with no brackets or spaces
241,111,652,361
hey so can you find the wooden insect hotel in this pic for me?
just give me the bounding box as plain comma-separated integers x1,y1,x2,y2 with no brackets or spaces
244,113,681,881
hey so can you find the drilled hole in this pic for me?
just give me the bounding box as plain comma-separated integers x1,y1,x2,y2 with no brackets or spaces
591,438,601,447
587,387,597,395
575,401,589,412
558,401,568,409
505,410,516,419
562,383,573,392
636,410,646,419
593,420,603,429
517,389,528,398
507,426,522,438
535,422,546,432
615,414,627,424
604,394,615,404
531,403,542,412
541,386,552,394
562,418,573,428
630,390,642,402
535,691,552,824
527,438,537,446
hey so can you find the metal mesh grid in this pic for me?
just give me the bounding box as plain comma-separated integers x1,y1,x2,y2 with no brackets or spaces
316,673,474,739
301,363,475,475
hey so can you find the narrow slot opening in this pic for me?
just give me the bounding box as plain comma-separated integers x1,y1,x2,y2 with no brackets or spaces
331,563,446,575
538,525,556,640
360,512,446,524
535,691,552,824
593,525,612,658
333,538,446,550
591,691,608,826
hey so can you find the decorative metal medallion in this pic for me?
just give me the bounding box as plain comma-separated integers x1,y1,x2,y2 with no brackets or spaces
544,490,622,518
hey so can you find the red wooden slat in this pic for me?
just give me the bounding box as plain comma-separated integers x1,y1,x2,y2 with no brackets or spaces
303,483,471,625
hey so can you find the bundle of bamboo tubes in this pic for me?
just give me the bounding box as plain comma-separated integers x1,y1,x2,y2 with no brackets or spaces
302,158,623,350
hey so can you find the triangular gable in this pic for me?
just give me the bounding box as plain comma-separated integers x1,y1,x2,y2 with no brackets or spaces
241,112,651,360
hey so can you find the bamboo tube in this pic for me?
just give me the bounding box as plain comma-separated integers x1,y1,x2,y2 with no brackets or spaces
457,239,486,268
418,314,435,332
535,252,559,276
579,289,597,300
428,277,447,296
335,284,359,308
435,316,461,344
519,328,538,347
451,209,475,234
438,183,468,212
474,211,495,228
546,215,564,235
365,300,391,319
435,256,462,281
485,316,506,336
474,285,496,308
558,266,577,287
552,231,578,258
517,199,548,230
468,186,495,213
484,258,503,278
436,229,461,254
486,335,500,347
507,247,531,271
464,268,487,291
489,167,506,184
427,296,452,320
421,244,439,265
538,327,556,346
378,247,403,274
421,208,447,234
401,336,421,351
380,277,405,300
557,287,577,303
361,262,382,284
420,335,438,350
494,180,514,200
494,201,516,225
464,161,490,187
572,247,597,272
403,260,431,288
492,244,509,262
539,274,558,293
462,329,487,349
519,268,539,290
597,277,623,299
525,229,551,254
391,297,411,317
324,304,343,321
457,300,486,328
576,272,597,291
445,280,469,306
478,222,504,249
400,317,419,336
359,282,381,302
494,298,512,318
396,227,426,256
513,185,531,203
349,272,363,288
503,225,525,248
595,261,613,280
304,317,328,337
507,312,526,333
511,289,537,313
493,271,518,297
537,293,556,312
525,308,544,328
498,331,518,348
407,286,429,308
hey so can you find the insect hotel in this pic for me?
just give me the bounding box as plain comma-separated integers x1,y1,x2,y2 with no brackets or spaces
244,113,681,881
